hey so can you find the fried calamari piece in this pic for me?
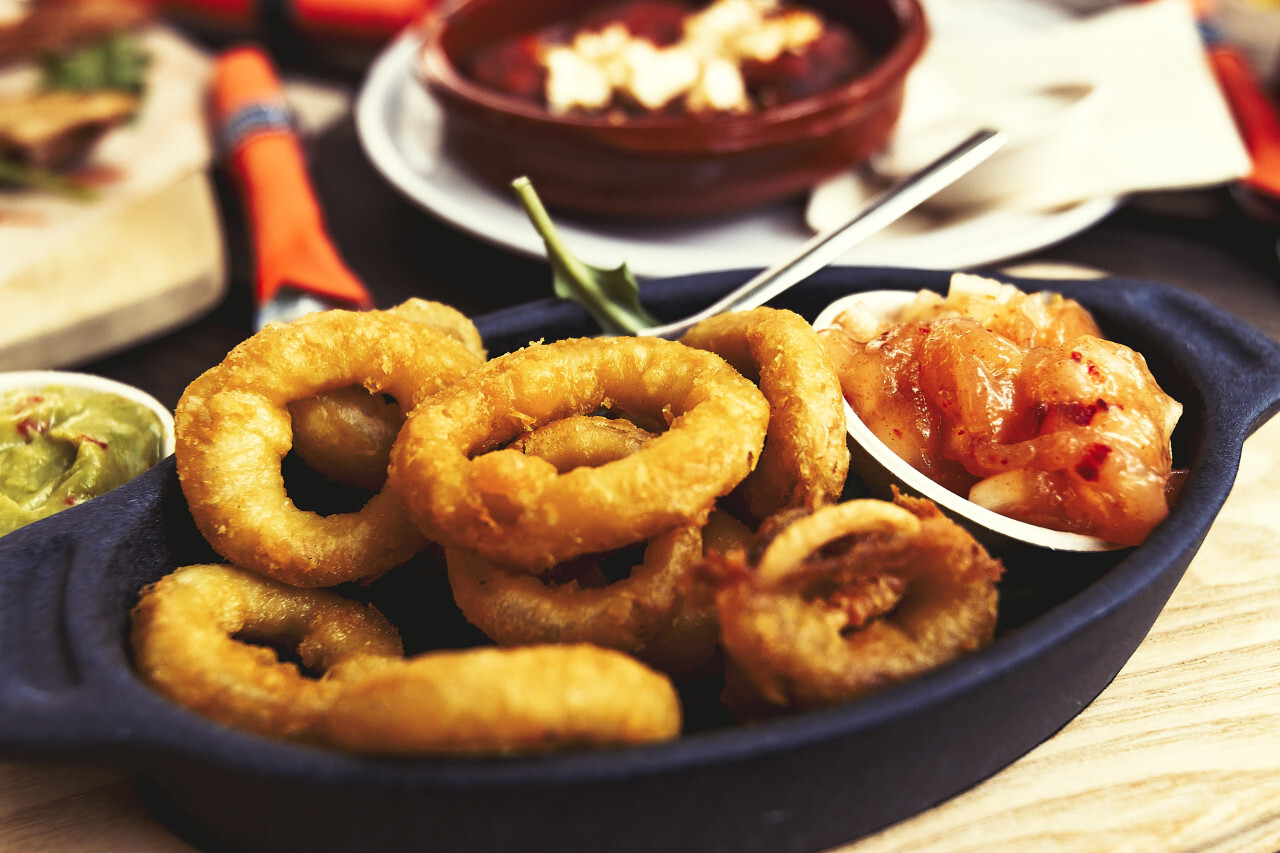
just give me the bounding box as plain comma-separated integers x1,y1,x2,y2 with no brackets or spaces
133,564,681,756
130,564,404,742
325,643,683,756
681,307,849,523
175,306,483,587
447,527,714,675
388,336,769,571
288,299,487,492
446,414,729,676
288,384,405,493
707,493,1004,719
507,413,655,469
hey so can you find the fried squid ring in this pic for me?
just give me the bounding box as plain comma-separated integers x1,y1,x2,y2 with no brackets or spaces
389,297,488,361
130,564,403,742
289,299,488,491
388,336,770,571
175,307,484,587
132,565,680,756
288,385,405,493
681,307,849,523
447,413,721,675
324,644,683,756
447,515,744,676
708,493,1004,718
507,414,656,470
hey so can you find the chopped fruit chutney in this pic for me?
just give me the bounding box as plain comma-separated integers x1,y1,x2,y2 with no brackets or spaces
817,275,1183,546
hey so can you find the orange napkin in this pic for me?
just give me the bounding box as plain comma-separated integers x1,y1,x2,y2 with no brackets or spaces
210,45,372,311
1207,44,1280,197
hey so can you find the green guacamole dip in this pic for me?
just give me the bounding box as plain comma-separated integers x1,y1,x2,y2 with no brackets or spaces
1,385,166,537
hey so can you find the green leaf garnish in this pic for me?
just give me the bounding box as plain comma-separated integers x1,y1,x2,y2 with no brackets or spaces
41,33,150,95
512,176,659,336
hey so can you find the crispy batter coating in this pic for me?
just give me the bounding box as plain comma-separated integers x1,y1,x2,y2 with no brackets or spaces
152,296,1022,756
681,307,849,523
130,564,404,742
388,336,770,571
174,306,483,587
133,564,681,756
708,494,1004,718
447,514,728,676
288,385,405,492
447,414,724,675
324,644,683,756
507,413,655,470
289,300,489,491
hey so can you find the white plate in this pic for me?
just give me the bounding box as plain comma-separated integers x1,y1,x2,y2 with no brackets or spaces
355,7,1119,279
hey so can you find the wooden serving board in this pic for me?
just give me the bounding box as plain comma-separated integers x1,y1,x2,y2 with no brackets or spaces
1,386,1278,853
0,27,226,371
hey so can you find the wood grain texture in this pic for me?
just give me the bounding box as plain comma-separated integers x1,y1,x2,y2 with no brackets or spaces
0,369,1277,853
0,763,190,852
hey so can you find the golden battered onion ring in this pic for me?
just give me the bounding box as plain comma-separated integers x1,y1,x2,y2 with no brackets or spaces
388,336,770,571
388,297,488,361
681,307,849,523
447,413,720,675
508,414,656,471
288,385,404,492
448,521,729,676
709,494,1004,718
288,299,488,491
175,307,484,587
130,564,403,742
325,643,683,756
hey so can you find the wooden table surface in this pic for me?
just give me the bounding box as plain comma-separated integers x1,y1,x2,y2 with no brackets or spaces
4,39,1280,851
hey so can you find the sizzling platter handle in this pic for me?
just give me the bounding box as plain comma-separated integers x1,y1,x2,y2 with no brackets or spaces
0,459,207,761
1072,277,1280,441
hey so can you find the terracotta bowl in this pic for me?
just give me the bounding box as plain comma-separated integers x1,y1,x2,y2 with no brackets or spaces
415,0,927,219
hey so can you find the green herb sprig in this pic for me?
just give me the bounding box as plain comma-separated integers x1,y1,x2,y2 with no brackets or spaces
512,176,658,336
41,33,150,95
0,33,150,198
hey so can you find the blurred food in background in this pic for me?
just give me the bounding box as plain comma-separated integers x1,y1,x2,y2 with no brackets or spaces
467,0,873,118
0,0,151,196
419,0,926,219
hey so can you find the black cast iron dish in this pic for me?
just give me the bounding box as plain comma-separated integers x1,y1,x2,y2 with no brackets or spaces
2,267,1278,853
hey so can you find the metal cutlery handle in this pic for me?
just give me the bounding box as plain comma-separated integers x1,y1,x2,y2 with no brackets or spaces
638,129,1006,339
